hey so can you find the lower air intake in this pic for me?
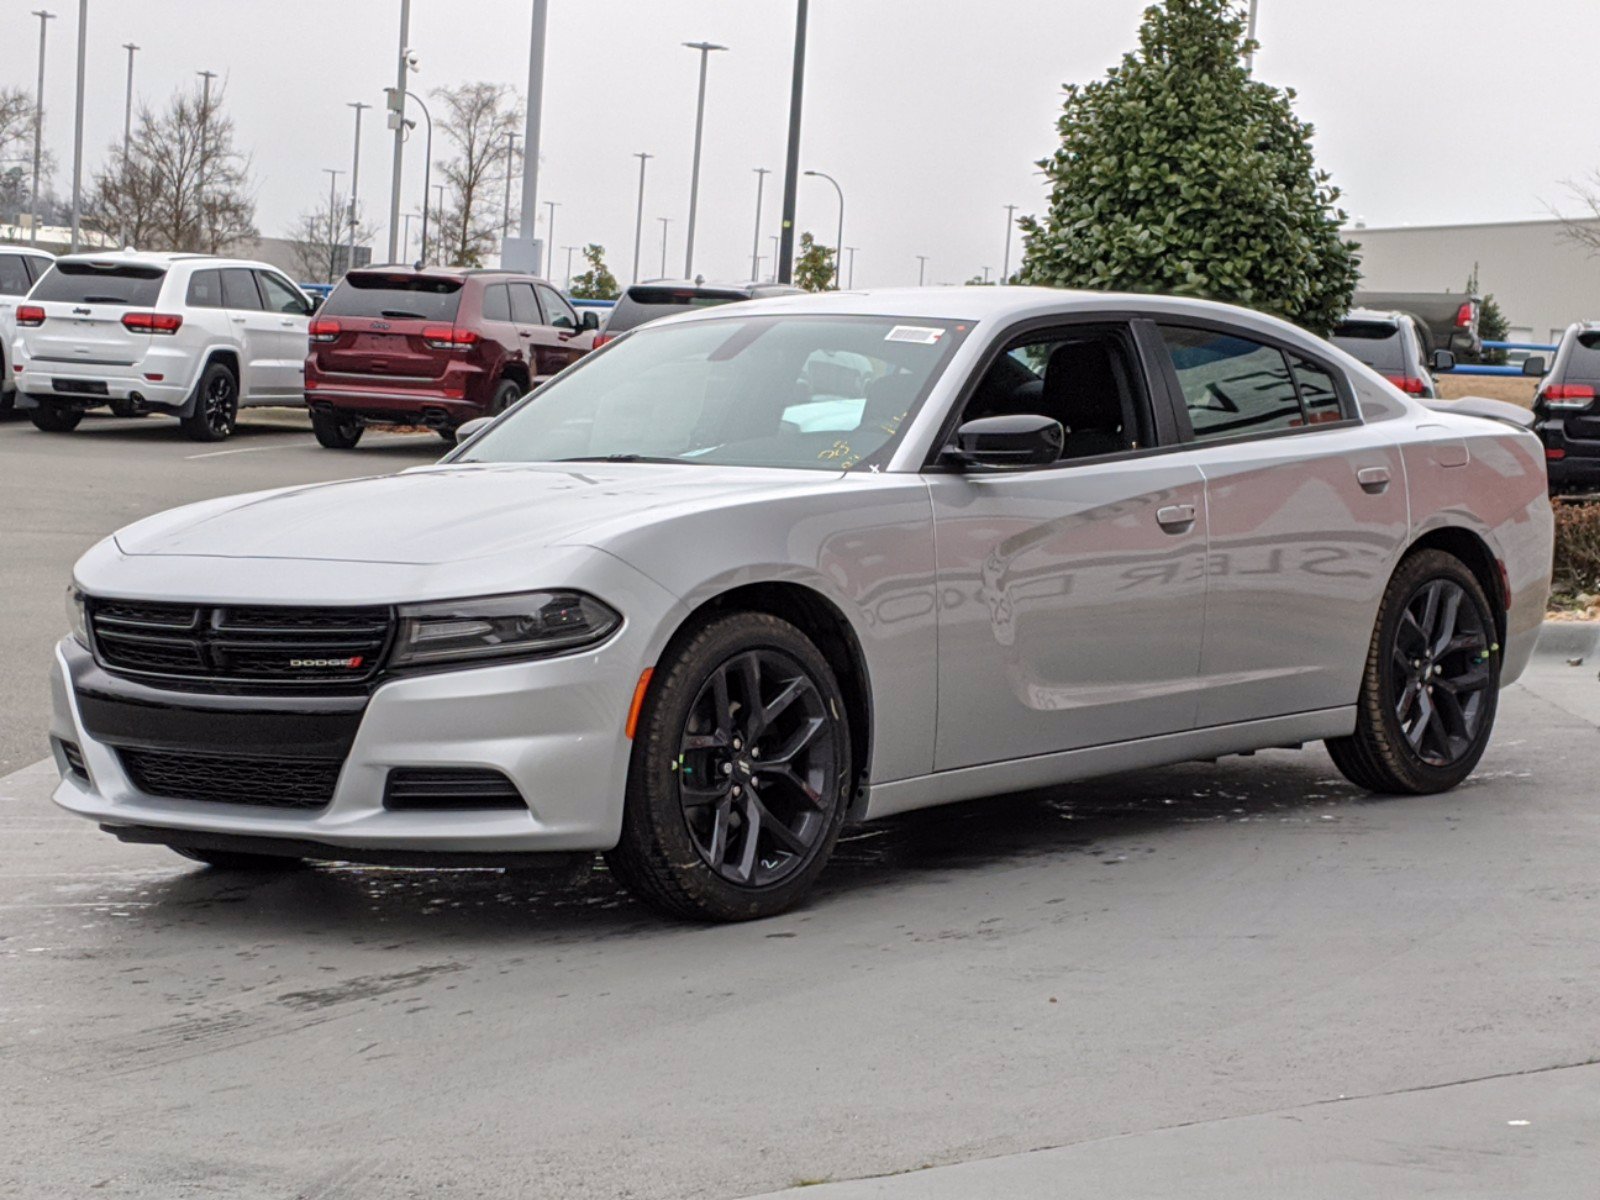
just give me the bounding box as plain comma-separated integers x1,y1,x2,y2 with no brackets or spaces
384,768,526,812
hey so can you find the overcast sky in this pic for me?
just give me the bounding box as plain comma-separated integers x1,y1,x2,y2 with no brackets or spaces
3,0,1594,287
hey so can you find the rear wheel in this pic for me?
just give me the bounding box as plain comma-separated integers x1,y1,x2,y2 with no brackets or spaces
108,397,146,419
180,363,239,442
606,612,852,922
1326,549,1499,794
311,408,364,449
171,846,307,872
490,377,523,415
29,400,83,432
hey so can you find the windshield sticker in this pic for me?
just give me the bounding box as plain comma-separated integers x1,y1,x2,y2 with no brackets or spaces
885,325,945,345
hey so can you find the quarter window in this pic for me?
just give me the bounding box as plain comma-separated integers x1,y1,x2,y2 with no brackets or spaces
1158,326,1303,440
1291,356,1345,424
186,269,224,308
482,283,512,323
0,255,31,296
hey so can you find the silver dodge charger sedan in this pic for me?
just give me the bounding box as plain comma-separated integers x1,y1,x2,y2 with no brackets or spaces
49,288,1553,921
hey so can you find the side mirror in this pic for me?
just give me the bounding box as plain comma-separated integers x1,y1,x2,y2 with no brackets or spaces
304,295,323,315
942,414,1064,469
1431,349,1456,373
454,416,494,445
579,309,601,332
1521,356,1548,378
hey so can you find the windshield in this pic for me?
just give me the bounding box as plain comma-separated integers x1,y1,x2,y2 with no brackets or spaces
457,314,967,471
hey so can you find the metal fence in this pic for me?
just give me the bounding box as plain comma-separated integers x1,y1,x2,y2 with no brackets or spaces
1449,340,1556,377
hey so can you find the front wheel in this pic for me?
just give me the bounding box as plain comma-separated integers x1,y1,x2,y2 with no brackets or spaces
180,363,239,442
606,612,852,922
1326,549,1499,795
29,401,83,432
311,408,364,449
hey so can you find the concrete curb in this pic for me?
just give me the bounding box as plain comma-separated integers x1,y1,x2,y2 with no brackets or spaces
1534,621,1600,662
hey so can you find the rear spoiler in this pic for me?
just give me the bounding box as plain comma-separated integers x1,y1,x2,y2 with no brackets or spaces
1420,396,1535,431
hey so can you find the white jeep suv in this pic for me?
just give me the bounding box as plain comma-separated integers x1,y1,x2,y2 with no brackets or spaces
11,251,314,441
1,245,56,418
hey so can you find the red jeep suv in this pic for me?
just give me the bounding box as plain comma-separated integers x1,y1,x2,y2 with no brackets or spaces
303,267,599,448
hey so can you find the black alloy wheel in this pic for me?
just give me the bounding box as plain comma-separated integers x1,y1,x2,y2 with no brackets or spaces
181,363,239,442
1327,549,1500,795
311,408,364,449
607,612,852,921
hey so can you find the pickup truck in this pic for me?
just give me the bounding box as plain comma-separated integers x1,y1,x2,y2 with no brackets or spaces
1351,290,1481,357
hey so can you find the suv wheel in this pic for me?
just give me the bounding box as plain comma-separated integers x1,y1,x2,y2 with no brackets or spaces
311,409,364,449
29,401,83,433
491,377,524,414
1326,549,1500,795
606,612,852,922
108,397,146,419
180,363,239,442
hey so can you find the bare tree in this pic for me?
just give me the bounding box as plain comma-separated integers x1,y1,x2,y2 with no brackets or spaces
87,80,256,253
1550,172,1600,256
0,87,32,158
432,82,522,267
284,192,380,283
0,86,54,225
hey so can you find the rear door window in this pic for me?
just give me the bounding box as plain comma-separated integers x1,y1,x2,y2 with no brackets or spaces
220,268,263,311
323,273,464,322
1157,326,1304,441
29,261,166,306
186,270,224,309
0,255,32,296
508,282,540,326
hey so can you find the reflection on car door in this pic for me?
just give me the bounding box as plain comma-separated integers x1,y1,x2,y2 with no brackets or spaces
253,271,313,399
927,321,1207,772
219,268,275,400
1151,322,1408,725
534,283,588,376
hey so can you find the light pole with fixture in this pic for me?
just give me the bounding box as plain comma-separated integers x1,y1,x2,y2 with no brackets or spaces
803,170,843,289
543,200,559,278
658,217,672,279
68,0,88,251
322,167,343,280
386,0,414,261
681,40,726,278
386,86,431,266
1001,204,1017,284
120,42,138,162
347,101,370,271
29,9,54,247
631,151,652,283
749,167,769,282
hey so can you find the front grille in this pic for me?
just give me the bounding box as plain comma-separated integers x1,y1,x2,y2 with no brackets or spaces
384,768,526,812
88,599,392,687
119,748,341,810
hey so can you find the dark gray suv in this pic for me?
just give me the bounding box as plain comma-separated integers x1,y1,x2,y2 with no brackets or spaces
1533,324,1597,492
596,280,802,346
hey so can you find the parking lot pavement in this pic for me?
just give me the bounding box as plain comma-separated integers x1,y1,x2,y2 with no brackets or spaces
2,655,1597,1199
0,409,443,774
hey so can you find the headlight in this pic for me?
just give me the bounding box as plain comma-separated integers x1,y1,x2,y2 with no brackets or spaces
66,587,89,647
389,591,621,668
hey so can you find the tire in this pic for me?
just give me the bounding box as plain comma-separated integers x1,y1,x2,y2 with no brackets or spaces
29,401,83,432
606,612,853,922
1326,549,1500,795
435,424,459,444
490,377,523,415
171,846,307,872
311,408,364,449
180,362,239,442
0,391,15,421
108,397,146,419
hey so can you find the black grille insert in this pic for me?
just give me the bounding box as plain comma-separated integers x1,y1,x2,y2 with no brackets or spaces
384,768,526,812
58,738,89,780
88,599,392,687
120,748,341,810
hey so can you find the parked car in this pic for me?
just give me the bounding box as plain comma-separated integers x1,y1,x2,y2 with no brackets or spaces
302,266,600,448
10,251,315,441
1351,289,1481,357
1331,308,1454,397
0,245,55,418
1532,323,1598,492
48,288,1552,921
597,280,804,347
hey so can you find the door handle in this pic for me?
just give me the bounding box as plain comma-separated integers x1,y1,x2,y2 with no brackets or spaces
1156,503,1196,532
1357,466,1391,493
280,318,297,327
231,316,247,324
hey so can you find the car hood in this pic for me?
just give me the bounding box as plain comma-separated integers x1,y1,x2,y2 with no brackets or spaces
113,462,841,564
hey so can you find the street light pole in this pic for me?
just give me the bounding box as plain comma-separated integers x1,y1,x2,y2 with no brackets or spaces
322,168,343,281
401,210,418,263
803,170,843,289
68,0,86,252
29,9,54,248
658,217,671,279
432,182,446,264
195,69,217,251
777,0,807,284
1245,0,1259,70
916,255,928,286
681,40,726,279
749,167,769,282
518,0,549,268
1001,203,1017,284
768,235,779,282
501,132,518,245
843,245,857,289
347,101,370,272
563,244,578,289
386,0,410,261
543,200,558,278
631,151,652,284
120,42,138,162
388,87,432,266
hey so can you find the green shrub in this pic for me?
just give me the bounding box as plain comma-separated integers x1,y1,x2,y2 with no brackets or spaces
1552,500,1600,597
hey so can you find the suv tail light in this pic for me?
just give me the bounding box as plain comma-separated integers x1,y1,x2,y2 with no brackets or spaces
421,325,480,351
15,304,45,327
1383,373,1428,395
1454,301,1475,328
1546,447,1567,461
121,311,183,335
1543,383,1596,407
308,317,342,342
592,332,613,349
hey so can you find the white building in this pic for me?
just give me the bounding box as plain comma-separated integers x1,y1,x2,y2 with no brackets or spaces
1345,218,1600,345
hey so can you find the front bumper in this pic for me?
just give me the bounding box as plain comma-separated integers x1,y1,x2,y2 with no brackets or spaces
49,626,647,859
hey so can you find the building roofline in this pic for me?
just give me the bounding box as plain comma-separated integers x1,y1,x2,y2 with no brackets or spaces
1345,216,1595,236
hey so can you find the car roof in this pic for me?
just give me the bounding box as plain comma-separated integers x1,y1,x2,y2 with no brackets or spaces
0,245,55,260
48,250,281,272
1337,308,1405,327
351,265,551,285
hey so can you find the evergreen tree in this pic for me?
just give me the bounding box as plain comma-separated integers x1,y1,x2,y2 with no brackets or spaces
794,232,836,292
568,244,619,300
